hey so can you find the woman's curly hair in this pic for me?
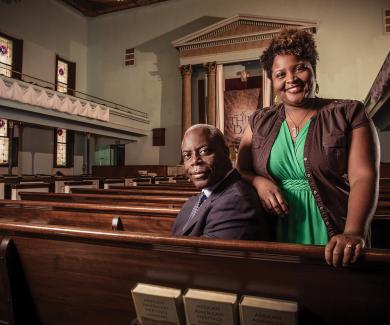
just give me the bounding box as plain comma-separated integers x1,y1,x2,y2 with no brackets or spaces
261,28,319,79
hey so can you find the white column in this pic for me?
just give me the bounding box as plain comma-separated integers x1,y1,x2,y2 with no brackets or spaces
216,64,224,133
205,62,217,126
17,122,23,176
262,69,272,108
180,65,193,136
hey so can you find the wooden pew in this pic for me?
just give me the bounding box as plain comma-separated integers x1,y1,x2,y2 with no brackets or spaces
375,201,390,215
0,200,179,218
113,180,194,187
0,200,175,234
371,201,390,248
372,215,390,248
18,192,187,208
0,224,389,324
54,176,101,193
125,177,153,186
103,178,125,189
8,183,51,200
17,191,390,249
1,176,54,199
109,184,197,191
0,180,4,200
124,175,190,186
63,181,98,194
71,187,199,197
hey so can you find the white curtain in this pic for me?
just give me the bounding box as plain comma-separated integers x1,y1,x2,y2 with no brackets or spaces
0,76,110,122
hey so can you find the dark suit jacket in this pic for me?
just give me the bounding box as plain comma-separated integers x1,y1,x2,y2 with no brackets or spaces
171,169,269,240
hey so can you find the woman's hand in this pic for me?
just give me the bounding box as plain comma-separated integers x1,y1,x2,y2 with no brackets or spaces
325,234,365,267
253,177,288,216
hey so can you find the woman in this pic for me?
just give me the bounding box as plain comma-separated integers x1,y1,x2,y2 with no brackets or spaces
237,28,379,267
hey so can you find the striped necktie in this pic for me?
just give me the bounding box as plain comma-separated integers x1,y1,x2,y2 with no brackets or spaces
182,193,207,232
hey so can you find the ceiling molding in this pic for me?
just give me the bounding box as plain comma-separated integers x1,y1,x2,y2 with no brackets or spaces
172,14,317,65
172,14,317,47
60,0,170,17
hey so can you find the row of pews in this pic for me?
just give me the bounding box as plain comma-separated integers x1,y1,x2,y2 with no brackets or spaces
16,178,390,247
0,174,190,200
0,176,389,324
370,177,390,248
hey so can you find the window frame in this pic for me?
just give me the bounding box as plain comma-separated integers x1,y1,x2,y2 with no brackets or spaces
55,55,76,96
53,128,74,168
385,9,390,34
125,48,135,66
0,31,23,79
0,119,18,167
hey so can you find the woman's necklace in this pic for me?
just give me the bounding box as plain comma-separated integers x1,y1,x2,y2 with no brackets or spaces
285,109,311,139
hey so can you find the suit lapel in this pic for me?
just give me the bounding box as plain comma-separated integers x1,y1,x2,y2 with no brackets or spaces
181,169,240,235
181,196,211,235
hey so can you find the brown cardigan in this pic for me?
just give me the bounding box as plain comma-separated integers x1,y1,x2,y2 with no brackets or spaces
249,98,379,238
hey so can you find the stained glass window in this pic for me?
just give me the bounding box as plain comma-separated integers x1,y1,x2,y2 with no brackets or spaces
0,36,13,77
0,119,9,164
56,59,68,93
56,128,67,166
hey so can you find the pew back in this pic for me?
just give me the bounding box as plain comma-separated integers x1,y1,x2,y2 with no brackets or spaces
71,187,199,197
0,202,175,234
18,191,187,208
11,183,50,200
0,226,388,325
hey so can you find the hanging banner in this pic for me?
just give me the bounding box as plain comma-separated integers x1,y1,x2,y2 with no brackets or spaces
224,88,260,147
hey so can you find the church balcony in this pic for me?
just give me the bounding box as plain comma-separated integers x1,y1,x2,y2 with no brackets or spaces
0,74,150,141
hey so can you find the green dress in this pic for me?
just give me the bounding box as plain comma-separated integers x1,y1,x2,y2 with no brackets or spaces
267,120,328,245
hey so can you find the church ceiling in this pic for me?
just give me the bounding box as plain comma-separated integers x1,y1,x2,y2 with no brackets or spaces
60,0,170,17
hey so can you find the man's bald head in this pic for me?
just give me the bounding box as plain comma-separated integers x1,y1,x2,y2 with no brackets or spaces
183,124,228,152
181,124,232,189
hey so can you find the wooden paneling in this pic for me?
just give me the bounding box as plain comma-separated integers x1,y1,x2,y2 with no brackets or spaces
0,226,389,324
152,128,165,146
92,165,169,177
380,163,390,178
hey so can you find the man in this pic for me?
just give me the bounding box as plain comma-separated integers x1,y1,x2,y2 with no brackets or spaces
171,124,269,240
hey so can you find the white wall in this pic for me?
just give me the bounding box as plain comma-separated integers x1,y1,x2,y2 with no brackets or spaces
87,11,221,165
0,0,88,93
86,0,389,164
17,125,84,175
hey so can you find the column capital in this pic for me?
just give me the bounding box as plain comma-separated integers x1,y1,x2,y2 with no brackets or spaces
204,62,217,75
179,64,192,77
